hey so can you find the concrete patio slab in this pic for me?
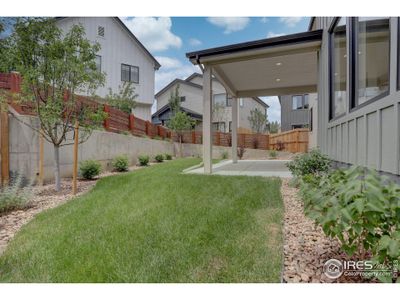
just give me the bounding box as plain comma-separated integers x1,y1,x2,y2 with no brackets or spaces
184,160,293,178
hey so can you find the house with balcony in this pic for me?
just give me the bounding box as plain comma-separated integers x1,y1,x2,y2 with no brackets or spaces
56,17,161,121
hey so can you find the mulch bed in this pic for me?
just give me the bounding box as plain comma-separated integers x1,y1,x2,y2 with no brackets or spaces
281,178,375,283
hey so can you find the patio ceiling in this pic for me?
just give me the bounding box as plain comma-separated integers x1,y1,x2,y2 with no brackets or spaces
187,30,323,97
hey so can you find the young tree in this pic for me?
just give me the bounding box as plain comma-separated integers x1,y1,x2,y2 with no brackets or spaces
169,84,181,114
4,18,105,191
168,111,195,157
248,108,268,134
104,82,138,114
268,121,280,134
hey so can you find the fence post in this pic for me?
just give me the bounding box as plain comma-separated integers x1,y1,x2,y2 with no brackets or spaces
129,114,135,133
0,104,9,185
216,132,220,146
145,121,150,136
103,104,110,131
10,72,21,93
192,131,196,144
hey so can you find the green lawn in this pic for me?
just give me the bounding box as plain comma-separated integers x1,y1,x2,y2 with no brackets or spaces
0,158,283,282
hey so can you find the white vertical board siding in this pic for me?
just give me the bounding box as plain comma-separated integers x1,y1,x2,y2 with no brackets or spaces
315,17,400,176
56,17,156,120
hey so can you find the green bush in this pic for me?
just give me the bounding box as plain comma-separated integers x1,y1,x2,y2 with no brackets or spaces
155,154,164,163
0,175,32,213
112,155,129,172
138,155,150,166
300,166,400,282
165,153,172,160
79,160,102,179
286,148,331,178
221,151,228,160
269,150,277,159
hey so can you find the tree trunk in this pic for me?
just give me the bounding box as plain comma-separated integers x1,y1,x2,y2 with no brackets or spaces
179,135,183,158
53,144,61,192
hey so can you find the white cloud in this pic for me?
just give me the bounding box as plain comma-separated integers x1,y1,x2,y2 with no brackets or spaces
121,17,182,52
260,17,269,23
279,17,303,28
188,38,202,47
207,17,250,34
154,56,201,93
267,31,286,38
261,96,281,123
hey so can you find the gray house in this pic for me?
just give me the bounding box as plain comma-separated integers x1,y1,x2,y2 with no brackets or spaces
153,73,268,133
56,17,161,121
279,93,317,131
186,17,400,179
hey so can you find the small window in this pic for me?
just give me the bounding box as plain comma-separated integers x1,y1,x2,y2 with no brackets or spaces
292,124,306,129
180,96,186,102
292,95,305,110
121,64,139,83
239,98,244,107
95,55,101,72
219,122,226,133
213,93,227,106
212,122,225,132
98,26,105,37
212,122,219,131
229,121,232,132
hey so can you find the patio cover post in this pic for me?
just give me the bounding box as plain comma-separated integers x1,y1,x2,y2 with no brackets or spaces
203,66,213,174
231,97,238,163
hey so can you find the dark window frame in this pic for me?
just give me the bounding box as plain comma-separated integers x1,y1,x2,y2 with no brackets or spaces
329,17,347,121
98,26,105,37
121,63,139,84
350,17,391,111
291,94,309,110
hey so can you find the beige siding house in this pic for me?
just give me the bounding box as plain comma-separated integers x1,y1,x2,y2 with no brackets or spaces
56,17,160,121
153,73,268,133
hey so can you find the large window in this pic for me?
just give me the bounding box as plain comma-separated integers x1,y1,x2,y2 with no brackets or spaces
353,17,390,107
121,64,139,83
212,122,225,132
330,17,347,119
292,94,309,110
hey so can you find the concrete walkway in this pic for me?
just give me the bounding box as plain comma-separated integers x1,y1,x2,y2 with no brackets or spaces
184,160,293,178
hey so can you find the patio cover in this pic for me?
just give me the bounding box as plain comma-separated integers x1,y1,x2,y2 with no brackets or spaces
186,30,323,173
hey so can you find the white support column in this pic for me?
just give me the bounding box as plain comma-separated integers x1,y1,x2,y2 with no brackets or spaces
203,66,213,174
231,97,238,163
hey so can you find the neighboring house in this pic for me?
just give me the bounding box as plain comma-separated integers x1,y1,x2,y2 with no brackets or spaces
153,73,269,133
279,93,312,131
55,17,161,121
187,17,400,179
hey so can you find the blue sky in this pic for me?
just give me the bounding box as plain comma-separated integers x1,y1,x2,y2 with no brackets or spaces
121,17,310,122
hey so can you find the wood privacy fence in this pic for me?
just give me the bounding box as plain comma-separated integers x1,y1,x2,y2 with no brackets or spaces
0,72,309,181
269,129,309,153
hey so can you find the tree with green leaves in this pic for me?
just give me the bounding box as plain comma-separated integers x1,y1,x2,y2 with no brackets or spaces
268,121,280,134
168,111,195,157
248,108,268,134
169,84,181,114
104,81,138,114
3,18,105,191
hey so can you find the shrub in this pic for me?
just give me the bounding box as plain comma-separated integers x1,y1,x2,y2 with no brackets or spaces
286,149,331,178
165,153,172,160
269,150,277,159
112,155,129,172
237,145,246,160
138,155,150,166
155,154,164,163
221,151,228,160
0,175,32,213
300,166,400,282
79,160,102,179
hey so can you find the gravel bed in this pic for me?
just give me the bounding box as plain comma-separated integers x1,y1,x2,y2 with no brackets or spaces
281,178,374,283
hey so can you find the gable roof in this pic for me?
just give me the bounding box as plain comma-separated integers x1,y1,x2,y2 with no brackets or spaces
155,78,202,98
55,17,161,70
152,103,202,120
